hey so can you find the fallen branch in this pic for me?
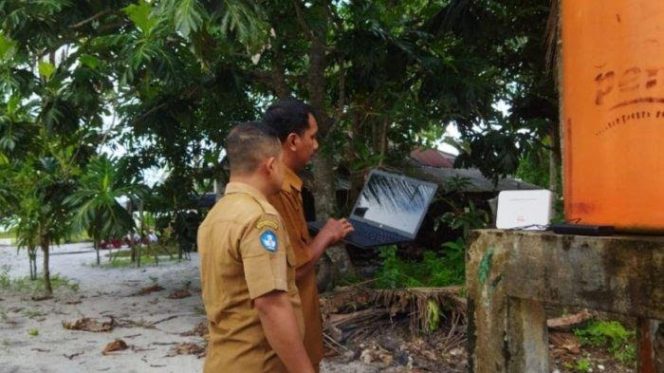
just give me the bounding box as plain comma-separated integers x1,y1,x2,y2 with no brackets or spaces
151,315,178,325
323,332,349,354
547,309,594,331
63,351,84,360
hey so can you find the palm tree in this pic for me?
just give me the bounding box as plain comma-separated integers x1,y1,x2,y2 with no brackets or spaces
67,156,147,266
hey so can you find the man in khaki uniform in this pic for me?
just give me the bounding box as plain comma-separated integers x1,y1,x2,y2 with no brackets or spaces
263,98,354,371
198,122,313,373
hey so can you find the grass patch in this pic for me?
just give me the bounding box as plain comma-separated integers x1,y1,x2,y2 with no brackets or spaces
565,357,592,373
574,320,636,365
99,244,182,268
0,230,15,240
99,255,180,269
27,328,39,337
106,243,177,258
0,265,79,293
0,308,8,323
21,308,46,319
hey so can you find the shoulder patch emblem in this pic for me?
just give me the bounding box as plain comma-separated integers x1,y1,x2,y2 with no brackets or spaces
259,230,279,252
256,218,279,231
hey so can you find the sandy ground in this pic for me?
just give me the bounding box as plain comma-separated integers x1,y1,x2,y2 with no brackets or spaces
0,243,376,373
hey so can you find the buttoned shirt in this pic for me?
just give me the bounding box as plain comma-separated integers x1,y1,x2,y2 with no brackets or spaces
268,167,324,368
198,182,303,372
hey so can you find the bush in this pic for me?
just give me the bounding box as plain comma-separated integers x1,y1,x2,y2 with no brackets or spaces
375,241,465,289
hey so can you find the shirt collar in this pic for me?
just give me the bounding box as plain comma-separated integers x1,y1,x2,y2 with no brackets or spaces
282,166,303,192
224,182,268,201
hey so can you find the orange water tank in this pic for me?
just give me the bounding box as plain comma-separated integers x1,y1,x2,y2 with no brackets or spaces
562,1,664,232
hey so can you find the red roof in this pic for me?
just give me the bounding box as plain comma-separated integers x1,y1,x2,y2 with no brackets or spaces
410,148,456,168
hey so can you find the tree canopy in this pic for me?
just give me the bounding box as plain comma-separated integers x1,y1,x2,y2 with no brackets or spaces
0,0,558,291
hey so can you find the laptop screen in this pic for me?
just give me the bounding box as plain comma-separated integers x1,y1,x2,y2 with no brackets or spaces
351,171,438,237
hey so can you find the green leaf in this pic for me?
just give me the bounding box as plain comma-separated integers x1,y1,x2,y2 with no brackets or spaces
0,33,17,62
174,0,203,38
38,61,55,80
79,54,100,70
124,1,158,35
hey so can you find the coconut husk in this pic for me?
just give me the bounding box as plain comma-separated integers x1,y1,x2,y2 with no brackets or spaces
102,339,128,355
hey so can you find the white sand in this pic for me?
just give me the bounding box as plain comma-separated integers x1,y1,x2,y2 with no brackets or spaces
0,243,204,373
0,243,375,373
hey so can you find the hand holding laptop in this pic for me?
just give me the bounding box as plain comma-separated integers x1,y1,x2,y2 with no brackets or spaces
316,218,354,245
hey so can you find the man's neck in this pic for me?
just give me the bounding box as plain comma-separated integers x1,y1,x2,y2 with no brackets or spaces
282,151,302,173
229,175,270,198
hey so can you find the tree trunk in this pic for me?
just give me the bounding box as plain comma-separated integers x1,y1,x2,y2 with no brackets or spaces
311,154,336,220
305,4,354,280
271,46,290,98
28,245,37,280
554,0,564,204
375,116,388,165
40,236,52,296
130,240,137,263
94,239,100,266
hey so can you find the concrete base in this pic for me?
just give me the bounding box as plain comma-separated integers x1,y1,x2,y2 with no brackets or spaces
466,230,664,373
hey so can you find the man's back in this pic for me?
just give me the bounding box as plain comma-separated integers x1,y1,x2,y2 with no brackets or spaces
198,182,303,372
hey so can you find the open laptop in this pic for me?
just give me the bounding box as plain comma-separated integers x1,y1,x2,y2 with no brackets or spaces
309,169,438,248
495,189,553,230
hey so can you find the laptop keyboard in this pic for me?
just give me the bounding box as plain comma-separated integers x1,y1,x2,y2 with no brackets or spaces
347,220,407,247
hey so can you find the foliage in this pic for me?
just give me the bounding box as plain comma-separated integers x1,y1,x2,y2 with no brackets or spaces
375,245,464,289
574,320,636,365
431,1,559,183
0,0,561,282
439,202,489,241
515,149,550,188
66,155,147,265
436,176,490,239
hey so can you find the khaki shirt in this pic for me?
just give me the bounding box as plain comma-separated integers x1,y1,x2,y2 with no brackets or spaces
268,167,324,368
198,182,304,373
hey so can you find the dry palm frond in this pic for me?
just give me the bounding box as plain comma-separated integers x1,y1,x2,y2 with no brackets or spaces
372,286,466,333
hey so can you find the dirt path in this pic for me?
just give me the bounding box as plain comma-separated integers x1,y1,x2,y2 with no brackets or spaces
0,244,376,373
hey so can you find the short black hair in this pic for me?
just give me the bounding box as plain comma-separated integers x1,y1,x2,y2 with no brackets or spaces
262,97,315,142
225,121,281,175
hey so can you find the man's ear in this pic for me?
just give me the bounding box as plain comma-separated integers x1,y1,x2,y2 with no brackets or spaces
285,133,299,152
264,156,277,174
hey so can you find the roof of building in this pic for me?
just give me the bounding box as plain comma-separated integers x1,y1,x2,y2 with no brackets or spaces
410,148,456,168
413,165,540,193
408,148,541,192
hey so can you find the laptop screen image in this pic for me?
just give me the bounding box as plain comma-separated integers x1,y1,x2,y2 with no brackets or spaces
351,171,438,238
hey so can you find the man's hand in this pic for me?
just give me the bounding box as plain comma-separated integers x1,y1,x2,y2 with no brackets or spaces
254,291,314,373
319,218,354,245
297,218,353,280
